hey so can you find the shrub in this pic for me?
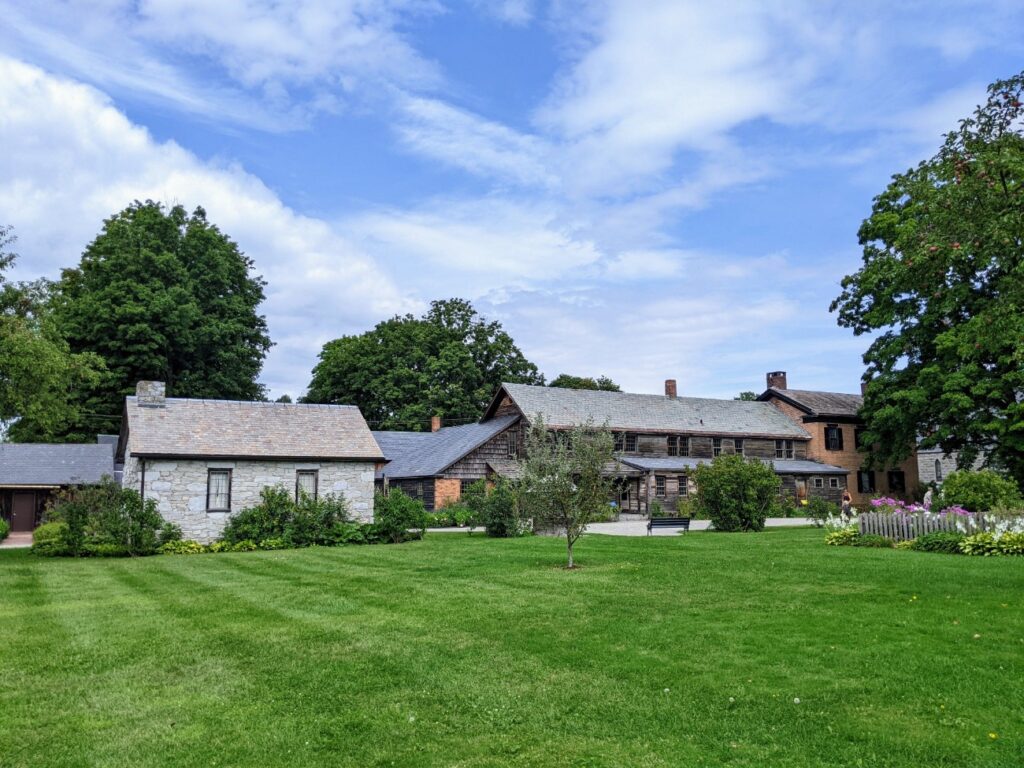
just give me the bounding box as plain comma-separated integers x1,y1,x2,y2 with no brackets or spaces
220,486,294,544
693,455,781,532
806,497,840,527
231,540,259,552
960,532,1000,556
220,487,353,547
996,531,1024,555
422,512,449,528
482,479,523,538
31,521,71,556
45,480,180,556
910,532,966,554
258,538,289,550
331,522,369,545
895,539,915,550
853,534,895,548
0,518,8,541
372,489,426,544
825,527,858,546
675,498,693,518
649,499,666,518
160,540,206,555
938,470,1022,513
207,540,233,553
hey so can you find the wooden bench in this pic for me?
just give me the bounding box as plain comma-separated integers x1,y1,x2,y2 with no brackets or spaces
647,516,691,535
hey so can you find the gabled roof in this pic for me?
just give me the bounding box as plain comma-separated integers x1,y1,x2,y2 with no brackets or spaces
485,383,809,439
0,444,116,486
120,397,384,461
373,413,520,479
759,387,863,418
618,456,849,475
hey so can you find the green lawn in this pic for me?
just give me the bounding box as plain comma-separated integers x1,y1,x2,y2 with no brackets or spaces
1,529,1021,767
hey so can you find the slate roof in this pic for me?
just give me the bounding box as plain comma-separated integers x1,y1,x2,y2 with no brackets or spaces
121,397,384,461
761,388,863,418
373,413,520,479
618,456,849,475
0,444,116,486
490,383,809,438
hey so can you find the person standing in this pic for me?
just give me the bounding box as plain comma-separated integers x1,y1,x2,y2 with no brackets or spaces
841,489,853,517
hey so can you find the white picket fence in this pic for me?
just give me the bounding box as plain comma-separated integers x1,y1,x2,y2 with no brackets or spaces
857,512,1009,541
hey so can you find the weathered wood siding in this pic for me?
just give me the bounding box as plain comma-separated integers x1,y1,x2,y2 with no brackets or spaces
443,423,521,480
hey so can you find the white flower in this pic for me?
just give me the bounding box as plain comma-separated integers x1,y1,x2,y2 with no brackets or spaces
793,698,800,704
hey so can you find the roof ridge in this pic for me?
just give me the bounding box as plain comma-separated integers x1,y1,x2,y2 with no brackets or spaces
127,395,359,409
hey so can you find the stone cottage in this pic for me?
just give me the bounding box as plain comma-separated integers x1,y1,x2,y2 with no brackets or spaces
117,381,384,542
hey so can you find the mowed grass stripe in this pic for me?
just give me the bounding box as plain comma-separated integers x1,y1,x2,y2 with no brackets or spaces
0,529,1021,767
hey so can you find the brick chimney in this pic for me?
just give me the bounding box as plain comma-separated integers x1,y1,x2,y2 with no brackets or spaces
431,415,442,432
766,371,788,390
861,380,869,396
664,379,677,398
136,380,166,407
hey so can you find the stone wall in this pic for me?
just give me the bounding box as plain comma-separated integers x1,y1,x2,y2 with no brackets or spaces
917,449,984,488
122,450,375,542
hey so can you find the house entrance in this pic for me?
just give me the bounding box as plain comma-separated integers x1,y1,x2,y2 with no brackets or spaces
11,492,37,532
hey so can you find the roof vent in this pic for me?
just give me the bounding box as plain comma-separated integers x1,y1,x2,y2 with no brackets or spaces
136,380,166,408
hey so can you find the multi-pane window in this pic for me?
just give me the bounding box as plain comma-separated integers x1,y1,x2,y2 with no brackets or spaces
775,439,794,459
887,470,906,493
733,438,744,456
668,435,691,457
296,470,318,501
504,431,517,459
614,432,624,451
829,477,841,489
206,469,232,511
678,475,688,497
812,477,824,488
857,470,876,494
825,424,844,451
624,433,637,452
460,479,477,495
655,475,667,497
713,438,723,456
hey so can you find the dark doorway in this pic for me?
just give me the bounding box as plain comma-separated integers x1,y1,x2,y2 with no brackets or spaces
11,492,36,532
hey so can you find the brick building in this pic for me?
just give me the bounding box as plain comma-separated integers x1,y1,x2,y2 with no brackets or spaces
757,371,919,507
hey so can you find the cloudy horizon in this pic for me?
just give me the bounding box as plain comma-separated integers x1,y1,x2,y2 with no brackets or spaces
3,1,1022,401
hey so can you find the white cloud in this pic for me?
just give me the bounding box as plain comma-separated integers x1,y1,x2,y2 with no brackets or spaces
395,96,557,187
0,56,414,398
469,0,534,25
1,0,443,128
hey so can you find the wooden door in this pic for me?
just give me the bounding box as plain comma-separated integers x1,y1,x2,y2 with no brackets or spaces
11,492,36,532
795,479,808,505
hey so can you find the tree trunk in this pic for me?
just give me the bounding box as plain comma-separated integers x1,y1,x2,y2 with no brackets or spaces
566,536,574,568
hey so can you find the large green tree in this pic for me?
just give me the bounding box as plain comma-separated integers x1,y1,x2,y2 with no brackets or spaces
38,202,271,440
306,298,542,430
832,72,1024,486
1,226,103,441
548,374,621,391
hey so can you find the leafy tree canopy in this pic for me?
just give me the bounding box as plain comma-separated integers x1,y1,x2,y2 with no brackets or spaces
305,298,543,430
30,201,271,441
832,72,1024,487
0,226,103,440
548,374,621,391
735,391,757,401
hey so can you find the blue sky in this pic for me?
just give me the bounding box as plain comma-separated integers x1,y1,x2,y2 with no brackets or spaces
2,1,1023,401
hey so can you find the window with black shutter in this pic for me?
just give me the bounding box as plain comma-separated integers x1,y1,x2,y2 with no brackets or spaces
857,470,876,494
825,424,844,451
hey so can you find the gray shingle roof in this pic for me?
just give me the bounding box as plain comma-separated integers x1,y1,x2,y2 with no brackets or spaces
618,456,848,475
0,444,116,486
373,414,520,479
494,384,809,438
122,397,384,461
764,388,863,417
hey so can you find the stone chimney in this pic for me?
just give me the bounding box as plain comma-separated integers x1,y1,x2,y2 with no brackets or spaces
664,379,677,398
136,380,166,407
766,371,788,390
431,415,442,432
